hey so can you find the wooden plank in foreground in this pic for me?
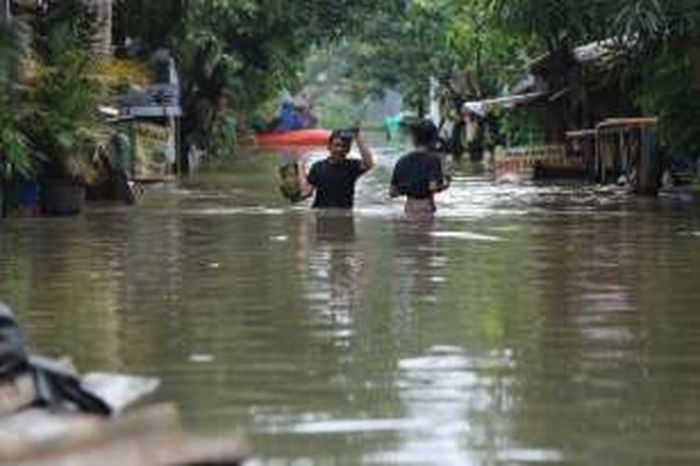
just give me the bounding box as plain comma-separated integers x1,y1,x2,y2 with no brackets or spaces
0,404,251,466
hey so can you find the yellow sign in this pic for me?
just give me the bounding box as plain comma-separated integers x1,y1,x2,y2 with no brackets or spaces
134,123,170,181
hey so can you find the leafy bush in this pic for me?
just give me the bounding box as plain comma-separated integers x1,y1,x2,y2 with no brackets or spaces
26,19,108,182
0,21,32,177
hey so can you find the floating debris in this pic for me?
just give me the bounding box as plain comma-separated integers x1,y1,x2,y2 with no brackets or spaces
188,354,215,364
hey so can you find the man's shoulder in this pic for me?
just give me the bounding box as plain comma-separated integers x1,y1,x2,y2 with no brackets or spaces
309,159,330,173
397,151,416,162
397,151,428,165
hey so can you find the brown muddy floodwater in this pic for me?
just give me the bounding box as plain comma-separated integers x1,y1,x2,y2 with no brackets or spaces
2,140,700,465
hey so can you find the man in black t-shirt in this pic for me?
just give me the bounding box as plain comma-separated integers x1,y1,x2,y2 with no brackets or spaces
299,129,374,209
390,119,450,218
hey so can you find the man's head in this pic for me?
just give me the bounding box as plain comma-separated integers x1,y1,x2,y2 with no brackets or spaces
327,129,354,160
409,119,438,149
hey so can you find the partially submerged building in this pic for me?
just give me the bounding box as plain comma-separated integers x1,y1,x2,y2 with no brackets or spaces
472,38,663,192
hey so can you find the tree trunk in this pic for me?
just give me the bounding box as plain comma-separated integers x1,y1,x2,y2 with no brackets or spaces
690,45,700,90
636,128,661,196
88,0,112,56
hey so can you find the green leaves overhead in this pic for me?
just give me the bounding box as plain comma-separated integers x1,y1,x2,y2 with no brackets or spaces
338,0,531,114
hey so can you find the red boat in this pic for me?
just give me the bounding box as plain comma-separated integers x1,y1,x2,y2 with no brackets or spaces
256,128,331,146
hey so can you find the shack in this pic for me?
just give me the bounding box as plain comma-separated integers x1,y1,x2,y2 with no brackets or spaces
595,117,660,194
526,38,638,138
118,50,182,183
563,118,662,193
461,92,587,180
481,38,650,182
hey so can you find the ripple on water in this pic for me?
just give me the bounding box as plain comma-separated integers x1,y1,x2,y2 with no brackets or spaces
184,207,287,216
430,231,504,242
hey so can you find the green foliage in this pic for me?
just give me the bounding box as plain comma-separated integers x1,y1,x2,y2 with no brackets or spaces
497,107,546,146
635,46,700,158
338,0,537,117
26,3,108,181
116,0,378,158
114,0,189,53
445,3,528,96
483,0,700,158
612,0,700,49
302,45,384,128
0,21,32,177
339,2,455,114
607,1,700,158
486,0,611,54
208,110,238,159
315,94,365,129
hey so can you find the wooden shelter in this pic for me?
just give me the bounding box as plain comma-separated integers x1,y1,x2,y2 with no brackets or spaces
595,117,660,193
518,39,639,143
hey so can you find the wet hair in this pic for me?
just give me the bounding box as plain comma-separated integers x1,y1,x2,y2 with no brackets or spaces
409,119,439,148
329,129,353,146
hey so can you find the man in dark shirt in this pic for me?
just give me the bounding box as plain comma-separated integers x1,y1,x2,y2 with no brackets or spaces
390,119,450,218
299,129,374,209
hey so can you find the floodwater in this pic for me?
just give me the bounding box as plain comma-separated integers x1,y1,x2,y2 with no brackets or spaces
2,139,700,465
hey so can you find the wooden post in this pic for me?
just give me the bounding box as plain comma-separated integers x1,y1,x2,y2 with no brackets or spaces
690,46,700,90
594,130,600,183
1,159,7,219
88,0,112,57
636,126,660,195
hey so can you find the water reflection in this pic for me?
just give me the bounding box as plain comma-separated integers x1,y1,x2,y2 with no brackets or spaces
306,211,363,330
315,211,357,243
390,219,442,307
366,345,523,465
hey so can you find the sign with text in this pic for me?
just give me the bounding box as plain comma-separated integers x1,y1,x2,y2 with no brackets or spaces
133,123,170,181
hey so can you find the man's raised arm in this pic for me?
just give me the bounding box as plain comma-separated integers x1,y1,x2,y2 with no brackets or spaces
356,131,374,171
